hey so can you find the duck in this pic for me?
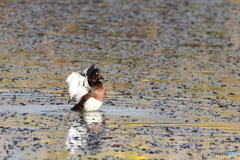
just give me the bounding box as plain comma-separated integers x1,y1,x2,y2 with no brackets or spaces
66,64,106,111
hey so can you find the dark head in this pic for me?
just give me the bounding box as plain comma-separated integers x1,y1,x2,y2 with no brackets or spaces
89,68,102,83
86,64,103,83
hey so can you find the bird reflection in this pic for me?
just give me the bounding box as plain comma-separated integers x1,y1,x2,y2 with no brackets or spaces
65,111,105,155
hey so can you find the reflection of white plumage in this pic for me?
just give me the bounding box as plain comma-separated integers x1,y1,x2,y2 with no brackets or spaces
65,111,104,155
66,70,90,104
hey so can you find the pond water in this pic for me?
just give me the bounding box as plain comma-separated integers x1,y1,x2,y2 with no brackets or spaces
0,0,240,159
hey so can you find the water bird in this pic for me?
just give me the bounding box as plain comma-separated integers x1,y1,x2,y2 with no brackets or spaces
66,64,106,111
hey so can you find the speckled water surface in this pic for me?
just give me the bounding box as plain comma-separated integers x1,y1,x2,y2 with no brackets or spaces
0,0,240,159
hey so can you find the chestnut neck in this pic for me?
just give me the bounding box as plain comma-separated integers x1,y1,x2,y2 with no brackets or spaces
88,79,100,86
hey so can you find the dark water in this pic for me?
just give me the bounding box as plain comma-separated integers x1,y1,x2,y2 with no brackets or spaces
0,0,240,159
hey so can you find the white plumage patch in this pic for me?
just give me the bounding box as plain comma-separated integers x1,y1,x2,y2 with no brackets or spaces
84,97,102,111
66,72,90,103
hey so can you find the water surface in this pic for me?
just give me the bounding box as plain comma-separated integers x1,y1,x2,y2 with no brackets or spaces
0,0,240,159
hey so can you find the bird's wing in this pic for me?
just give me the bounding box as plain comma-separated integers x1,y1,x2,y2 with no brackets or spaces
66,72,90,104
